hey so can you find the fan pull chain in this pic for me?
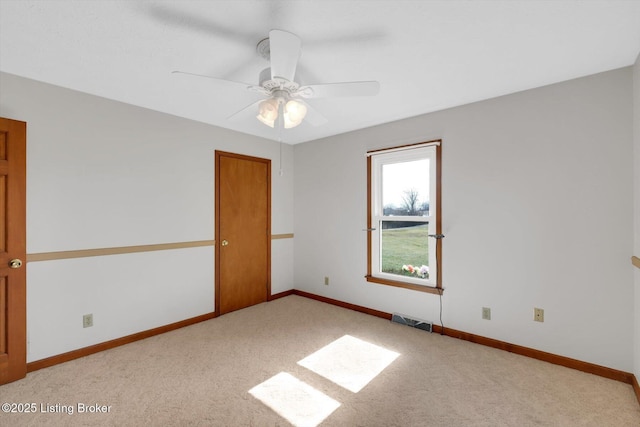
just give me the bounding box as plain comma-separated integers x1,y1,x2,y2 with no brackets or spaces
279,141,284,176
277,100,284,176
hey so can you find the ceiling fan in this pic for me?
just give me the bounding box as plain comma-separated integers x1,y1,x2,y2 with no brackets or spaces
173,29,380,130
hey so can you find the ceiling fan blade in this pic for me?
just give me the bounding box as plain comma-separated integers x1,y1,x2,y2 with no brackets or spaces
147,4,258,46
300,100,328,127
227,99,264,121
269,29,301,81
172,70,252,88
172,71,270,95
294,81,380,99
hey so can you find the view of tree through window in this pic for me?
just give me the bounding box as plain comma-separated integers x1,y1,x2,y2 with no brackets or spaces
367,142,441,292
380,158,430,278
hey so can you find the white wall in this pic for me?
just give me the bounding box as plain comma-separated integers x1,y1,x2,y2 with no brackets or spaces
294,67,634,372
0,72,295,362
633,53,640,380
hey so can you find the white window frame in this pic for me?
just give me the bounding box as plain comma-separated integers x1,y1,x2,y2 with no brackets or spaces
366,141,442,293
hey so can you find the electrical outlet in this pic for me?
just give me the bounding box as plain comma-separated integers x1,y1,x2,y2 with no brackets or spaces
324,276,329,286
83,314,93,328
482,307,491,320
534,308,544,322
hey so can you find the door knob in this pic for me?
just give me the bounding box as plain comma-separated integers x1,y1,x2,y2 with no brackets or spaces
221,240,229,246
9,259,23,269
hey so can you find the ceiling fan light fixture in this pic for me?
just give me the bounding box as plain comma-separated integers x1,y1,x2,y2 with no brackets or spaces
284,99,307,128
257,98,279,127
257,98,307,129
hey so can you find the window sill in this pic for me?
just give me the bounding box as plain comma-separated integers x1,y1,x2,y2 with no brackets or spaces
365,275,443,295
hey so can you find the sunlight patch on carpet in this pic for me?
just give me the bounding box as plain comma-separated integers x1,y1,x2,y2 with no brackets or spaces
249,372,341,427
297,335,400,393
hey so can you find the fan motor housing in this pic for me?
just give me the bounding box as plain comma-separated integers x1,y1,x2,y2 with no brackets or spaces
259,68,299,92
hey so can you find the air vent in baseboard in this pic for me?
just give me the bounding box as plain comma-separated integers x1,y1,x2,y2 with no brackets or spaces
391,313,433,332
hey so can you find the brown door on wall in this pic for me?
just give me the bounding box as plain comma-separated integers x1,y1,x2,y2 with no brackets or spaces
0,118,27,385
215,151,271,315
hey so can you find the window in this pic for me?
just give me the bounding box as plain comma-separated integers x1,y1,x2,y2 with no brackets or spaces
366,141,442,294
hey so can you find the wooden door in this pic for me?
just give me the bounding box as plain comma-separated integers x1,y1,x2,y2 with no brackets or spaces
0,118,27,385
215,151,270,315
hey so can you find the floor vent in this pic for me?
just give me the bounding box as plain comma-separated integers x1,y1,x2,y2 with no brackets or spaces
391,313,433,332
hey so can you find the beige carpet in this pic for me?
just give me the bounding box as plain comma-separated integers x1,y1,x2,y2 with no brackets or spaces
1,295,639,426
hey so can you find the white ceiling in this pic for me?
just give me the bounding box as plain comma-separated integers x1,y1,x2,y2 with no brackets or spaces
1,1,639,144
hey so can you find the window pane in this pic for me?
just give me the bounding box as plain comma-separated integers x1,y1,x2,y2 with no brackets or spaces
382,159,430,216
381,221,429,279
